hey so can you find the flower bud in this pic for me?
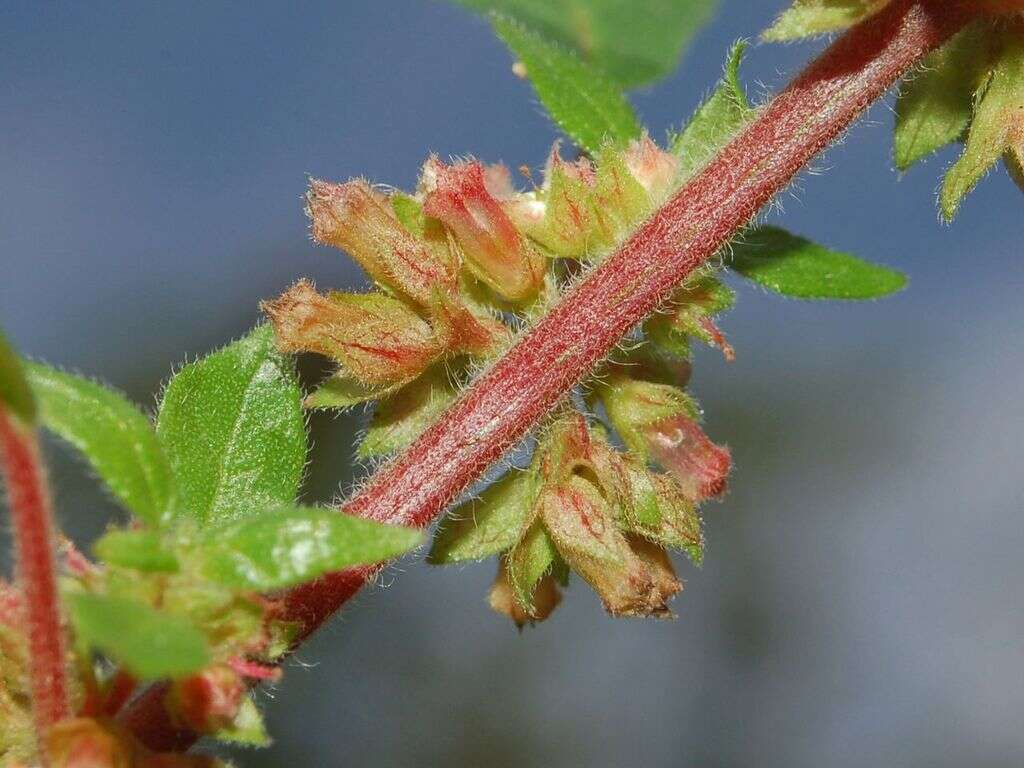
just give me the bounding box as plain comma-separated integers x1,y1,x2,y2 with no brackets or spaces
599,376,699,456
623,135,679,203
168,666,245,734
539,475,679,617
644,415,731,502
517,147,601,258
306,179,457,307
263,280,441,386
429,290,510,357
421,158,544,301
488,559,561,629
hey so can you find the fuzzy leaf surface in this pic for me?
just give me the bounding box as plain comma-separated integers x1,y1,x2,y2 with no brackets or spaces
894,23,989,171
673,41,752,180
459,0,718,87
67,593,210,679
157,326,305,524
26,363,175,525
729,226,906,300
941,32,1024,220
763,0,883,41
428,469,538,563
493,15,641,155
196,506,422,591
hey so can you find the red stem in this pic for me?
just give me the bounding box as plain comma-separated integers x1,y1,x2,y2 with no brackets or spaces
122,0,971,751
0,407,70,759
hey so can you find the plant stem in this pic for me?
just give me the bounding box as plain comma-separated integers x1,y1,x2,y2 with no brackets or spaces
121,0,971,751
0,406,69,760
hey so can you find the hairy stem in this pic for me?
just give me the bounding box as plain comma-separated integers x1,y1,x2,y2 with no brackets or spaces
0,407,69,760
122,0,971,751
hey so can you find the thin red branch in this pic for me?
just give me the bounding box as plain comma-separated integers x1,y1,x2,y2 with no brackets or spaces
122,0,972,751
0,406,70,759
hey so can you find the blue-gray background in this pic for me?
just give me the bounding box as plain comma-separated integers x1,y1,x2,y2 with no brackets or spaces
2,2,1022,766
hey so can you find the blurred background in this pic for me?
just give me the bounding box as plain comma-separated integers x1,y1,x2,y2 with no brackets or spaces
2,1,1022,766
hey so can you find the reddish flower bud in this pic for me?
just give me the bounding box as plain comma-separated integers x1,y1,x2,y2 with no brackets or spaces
623,135,679,203
168,666,245,734
539,475,680,617
263,280,441,386
306,179,457,307
421,158,544,301
644,415,731,502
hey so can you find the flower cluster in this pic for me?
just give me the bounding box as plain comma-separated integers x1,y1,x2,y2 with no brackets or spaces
266,135,736,624
768,1,1024,220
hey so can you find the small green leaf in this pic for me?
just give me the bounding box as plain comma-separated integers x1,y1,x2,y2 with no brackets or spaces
93,529,180,573
67,593,210,679
25,363,175,525
157,326,305,524
358,369,458,459
672,41,753,180
728,226,907,300
492,15,641,155
429,469,539,564
196,506,422,591
0,329,36,424
458,0,718,88
894,23,989,171
507,519,557,612
941,32,1024,221
762,0,881,42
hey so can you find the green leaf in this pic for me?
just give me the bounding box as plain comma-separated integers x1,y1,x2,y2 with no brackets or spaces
428,469,539,564
358,369,458,459
672,41,753,180
941,32,1024,221
492,15,641,156
25,363,175,525
93,529,180,573
67,593,210,679
157,326,305,524
0,329,36,424
196,506,422,591
458,0,717,88
894,23,989,171
728,226,906,300
762,0,881,42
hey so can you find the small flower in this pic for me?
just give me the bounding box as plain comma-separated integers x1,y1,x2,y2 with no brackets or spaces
644,414,731,502
623,135,680,203
306,179,458,307
263,280,442,386
421,157,545,301
488,560,561,629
